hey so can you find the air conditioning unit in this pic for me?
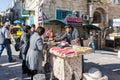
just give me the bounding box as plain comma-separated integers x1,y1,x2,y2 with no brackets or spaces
82,15,89,21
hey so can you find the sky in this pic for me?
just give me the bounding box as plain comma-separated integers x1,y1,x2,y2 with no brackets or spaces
0,0,12,12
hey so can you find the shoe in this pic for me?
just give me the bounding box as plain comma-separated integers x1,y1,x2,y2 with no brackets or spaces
27,73,31,77
9,59,16,63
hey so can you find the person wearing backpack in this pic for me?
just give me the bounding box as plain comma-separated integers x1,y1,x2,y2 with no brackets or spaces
0,22,16,63
20,25,31,74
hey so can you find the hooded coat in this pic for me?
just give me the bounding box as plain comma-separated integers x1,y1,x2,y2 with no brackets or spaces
26,32,44,70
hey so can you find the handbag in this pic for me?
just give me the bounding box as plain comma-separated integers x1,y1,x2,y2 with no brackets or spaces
14,38,21,51
20,41,29,55
15,43,20,51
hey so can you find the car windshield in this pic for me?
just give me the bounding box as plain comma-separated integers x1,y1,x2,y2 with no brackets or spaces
13,28,22,31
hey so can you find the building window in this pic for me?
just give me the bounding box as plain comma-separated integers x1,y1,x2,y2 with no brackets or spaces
113,0,120,4
56,10,72,20
62,11,68,19
93,12,102,23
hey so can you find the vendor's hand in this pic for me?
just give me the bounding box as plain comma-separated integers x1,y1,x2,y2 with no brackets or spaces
52,39,56,42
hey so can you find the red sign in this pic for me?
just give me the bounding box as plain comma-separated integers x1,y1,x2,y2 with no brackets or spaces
38,10,43,21
67,17,82,24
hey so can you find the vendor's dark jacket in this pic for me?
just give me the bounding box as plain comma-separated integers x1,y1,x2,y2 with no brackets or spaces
55,28,79,44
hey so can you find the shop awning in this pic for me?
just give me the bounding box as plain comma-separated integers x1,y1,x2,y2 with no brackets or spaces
44,19,66,26
83,24,101,31
13,20,22,24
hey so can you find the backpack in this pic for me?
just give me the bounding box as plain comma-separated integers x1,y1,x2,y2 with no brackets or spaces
14,37,21,51
20,34,30,55
0,28,5,44
20,40,29,55
0,27,11,44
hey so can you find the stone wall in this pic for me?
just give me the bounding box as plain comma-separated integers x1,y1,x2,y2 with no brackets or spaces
43,0,88,19
108,5,120,19
23,0,120,49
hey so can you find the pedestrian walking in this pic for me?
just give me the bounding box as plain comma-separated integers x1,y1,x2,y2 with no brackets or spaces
0,22,16,62
26,26,45,80
20,25,31,74
88,31,95,53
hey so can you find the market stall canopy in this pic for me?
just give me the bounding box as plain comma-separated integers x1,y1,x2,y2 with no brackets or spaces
14,20,22,24
83,24,101,31
44,19,66,26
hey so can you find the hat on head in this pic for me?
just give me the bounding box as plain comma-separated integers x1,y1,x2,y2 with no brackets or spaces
65,24,72,28
5,22,10,26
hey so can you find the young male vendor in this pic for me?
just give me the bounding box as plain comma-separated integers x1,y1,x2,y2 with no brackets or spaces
55,24,80,44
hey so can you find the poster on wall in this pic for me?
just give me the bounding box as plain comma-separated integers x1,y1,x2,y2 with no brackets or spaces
110,19,120,27
106,36,115,40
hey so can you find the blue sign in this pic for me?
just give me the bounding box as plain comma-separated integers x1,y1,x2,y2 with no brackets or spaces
110,19,120,26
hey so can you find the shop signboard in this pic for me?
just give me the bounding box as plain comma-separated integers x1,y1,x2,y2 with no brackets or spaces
38,9,47,22
64,14,83,25
106,36,115,40
110,19,120,27
67,17,82,24
38,10,43,21
22,9,29,16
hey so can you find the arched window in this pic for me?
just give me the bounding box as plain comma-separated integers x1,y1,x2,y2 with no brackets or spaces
93,12,102,23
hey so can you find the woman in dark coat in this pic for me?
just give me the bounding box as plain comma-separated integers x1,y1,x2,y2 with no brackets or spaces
20,25,31,74
26,26,45,80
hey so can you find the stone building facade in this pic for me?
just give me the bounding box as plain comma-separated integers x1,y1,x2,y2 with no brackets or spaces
21,0,120,49
21,0,88,25
87,0,120,49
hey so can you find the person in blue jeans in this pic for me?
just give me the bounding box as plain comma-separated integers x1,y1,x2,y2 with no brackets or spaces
0,22,16,62
88,31,95,53
0,43,13,62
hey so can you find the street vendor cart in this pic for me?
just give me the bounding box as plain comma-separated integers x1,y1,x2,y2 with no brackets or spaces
49,44,92,80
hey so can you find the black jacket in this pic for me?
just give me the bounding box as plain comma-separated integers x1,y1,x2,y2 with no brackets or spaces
55,28,79,44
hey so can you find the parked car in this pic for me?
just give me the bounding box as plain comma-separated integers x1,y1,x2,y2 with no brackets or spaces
12,25,23,40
